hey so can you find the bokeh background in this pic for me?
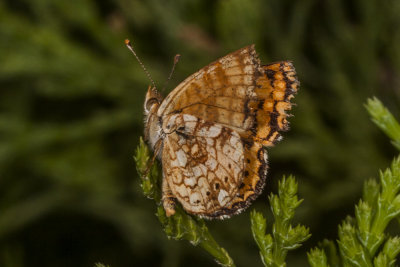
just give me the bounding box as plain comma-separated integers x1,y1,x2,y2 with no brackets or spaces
1,0,400,266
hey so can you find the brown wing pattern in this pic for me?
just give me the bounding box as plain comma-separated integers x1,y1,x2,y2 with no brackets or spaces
161,114,245,218
246,62,299,146
158,45,299,218
157,45,260,131
157,45,299,146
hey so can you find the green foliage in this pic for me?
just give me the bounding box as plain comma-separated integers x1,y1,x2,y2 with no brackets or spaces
308,103,400,266
251,176,311,266
365,97,400,151
307,159,400,266
307,248,329,267
134,138,235,267
134,137,161,201
1,0,400,266
318,239,341,267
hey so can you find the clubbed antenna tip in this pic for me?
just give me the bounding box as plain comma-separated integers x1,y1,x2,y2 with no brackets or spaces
174,54,181,64
161,53,181,92
125,38,156,89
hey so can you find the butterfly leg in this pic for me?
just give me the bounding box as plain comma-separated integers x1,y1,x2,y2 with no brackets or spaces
162,177,176,217
143,138,163,176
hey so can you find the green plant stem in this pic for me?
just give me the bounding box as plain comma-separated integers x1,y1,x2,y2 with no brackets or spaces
199,230,235,267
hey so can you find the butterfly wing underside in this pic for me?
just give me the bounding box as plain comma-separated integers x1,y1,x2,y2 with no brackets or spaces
161,114,245,218
157,45,298,218
157,45,299,147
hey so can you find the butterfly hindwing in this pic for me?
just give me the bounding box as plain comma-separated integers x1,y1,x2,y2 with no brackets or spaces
161,114,245,218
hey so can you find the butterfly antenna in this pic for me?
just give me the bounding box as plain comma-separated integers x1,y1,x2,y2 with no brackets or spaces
125,39,156,89
161,54,181,92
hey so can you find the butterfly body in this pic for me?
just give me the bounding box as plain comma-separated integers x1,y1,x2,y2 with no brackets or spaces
144,87,164,156
143,45,299,219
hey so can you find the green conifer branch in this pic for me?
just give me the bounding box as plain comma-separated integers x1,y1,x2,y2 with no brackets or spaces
134,137,235,267
337,221,372,266
251,176,311,267
365,97,400,150
307,248,329,267
309,98,400,266
309,157,400,267
373,236,400,267
318,239,341,267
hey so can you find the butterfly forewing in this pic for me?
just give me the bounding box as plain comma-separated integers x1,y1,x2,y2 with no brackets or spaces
157,46,298,147
158,45,259,132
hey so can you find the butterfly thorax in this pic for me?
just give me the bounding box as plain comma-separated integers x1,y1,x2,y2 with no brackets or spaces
144,86,164,155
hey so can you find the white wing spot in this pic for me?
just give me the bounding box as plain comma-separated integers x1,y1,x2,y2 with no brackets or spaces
244,65,253,74
229,135,239,146
218,189,229,206
199,164,208,176
189,192,202,205
207,147,217,158
208,125,222,137
183,114,197,122
205,158,218,171
176,184,188,198
176,149,187,167
184,177,196,187
232,149,242,162
192,165,203,177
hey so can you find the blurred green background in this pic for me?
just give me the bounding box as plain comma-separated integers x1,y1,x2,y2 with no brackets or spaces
1,0,400,266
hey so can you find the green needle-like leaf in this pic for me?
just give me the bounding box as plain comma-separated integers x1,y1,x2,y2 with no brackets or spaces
307,248,329,267
251,210,273,266
367,157,400,255
373,253,391,267
382,236,400,262
251,176,310,267
365,97,400,150
134,137,161,201
319,239,341,267
363,179,380,214
312,98,400,267
338,222,372,267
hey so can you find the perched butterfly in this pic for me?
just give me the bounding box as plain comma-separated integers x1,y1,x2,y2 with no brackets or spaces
127,40,299,219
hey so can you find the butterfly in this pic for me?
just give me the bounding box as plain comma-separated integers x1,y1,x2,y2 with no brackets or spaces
128,41,299,219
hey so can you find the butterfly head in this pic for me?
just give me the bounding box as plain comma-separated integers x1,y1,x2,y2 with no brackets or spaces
144,85,163,115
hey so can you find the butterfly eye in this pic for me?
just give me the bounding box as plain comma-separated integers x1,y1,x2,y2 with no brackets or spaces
145,98,159,111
